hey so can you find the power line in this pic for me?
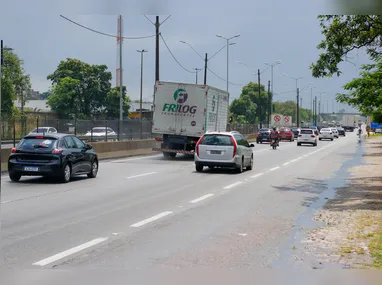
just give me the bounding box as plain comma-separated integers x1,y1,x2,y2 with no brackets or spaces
159,33,195,74
60,15,156,40
207,66,243,86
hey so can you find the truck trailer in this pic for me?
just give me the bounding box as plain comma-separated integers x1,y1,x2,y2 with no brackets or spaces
152,81,229,158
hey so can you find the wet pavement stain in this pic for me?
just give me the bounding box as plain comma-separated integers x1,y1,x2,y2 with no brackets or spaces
272,141,365,269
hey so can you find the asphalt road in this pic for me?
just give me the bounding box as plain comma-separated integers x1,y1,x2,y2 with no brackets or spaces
0,132,361,272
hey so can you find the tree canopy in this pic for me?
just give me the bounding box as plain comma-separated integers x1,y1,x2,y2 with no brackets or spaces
47,58,130,119
1,46,31,119
311,15,382,78
273,100,312,124
229,82,269,124
336,59,382,123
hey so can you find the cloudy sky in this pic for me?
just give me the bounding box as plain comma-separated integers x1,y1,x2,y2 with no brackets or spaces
1,0,369,113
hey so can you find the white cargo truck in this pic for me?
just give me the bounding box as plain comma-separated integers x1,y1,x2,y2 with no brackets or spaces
152,81,229,158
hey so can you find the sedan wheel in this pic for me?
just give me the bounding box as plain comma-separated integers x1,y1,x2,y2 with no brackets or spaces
88,160,98,178
247,156,253,170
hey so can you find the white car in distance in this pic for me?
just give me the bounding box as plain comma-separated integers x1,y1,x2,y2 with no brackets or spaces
330,128,339,138
319,128,334,141
297,128,318,146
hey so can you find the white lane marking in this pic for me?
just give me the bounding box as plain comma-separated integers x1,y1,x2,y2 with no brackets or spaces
223,181,243,189
251,173,264,179
110,154,161,163
1,200,11,204
190,194,214,204
269,166,280,171
32,237,108,267
130,211,173,228
126,172,156,179
283,161,291,166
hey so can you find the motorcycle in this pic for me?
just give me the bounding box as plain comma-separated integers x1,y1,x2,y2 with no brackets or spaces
270,138,279,150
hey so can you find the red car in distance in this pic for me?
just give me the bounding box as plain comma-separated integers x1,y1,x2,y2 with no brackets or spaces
279,128,294,142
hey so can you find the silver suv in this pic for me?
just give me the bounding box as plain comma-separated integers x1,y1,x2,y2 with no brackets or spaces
194,131,254,173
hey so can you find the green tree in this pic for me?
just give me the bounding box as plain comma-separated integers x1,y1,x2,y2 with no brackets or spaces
229,82,270,124
1,46,31,119
273,100,312,124
47,58,129,119
336,59,382,123
104,86,130,119
229,94,257,124
311,15,382,78
40,91,52,99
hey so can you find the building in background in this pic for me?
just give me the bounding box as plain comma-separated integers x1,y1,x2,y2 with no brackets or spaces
128,101,153,120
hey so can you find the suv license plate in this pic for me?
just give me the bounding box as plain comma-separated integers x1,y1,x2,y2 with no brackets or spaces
24,166,39,172
210,150,221,154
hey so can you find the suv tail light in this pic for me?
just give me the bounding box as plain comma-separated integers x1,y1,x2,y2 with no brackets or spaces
257,132,261,136
231,136,237,158
311,135,316,138
52,149,63,154
298,134,302,137
11,147,17,153
195,135,204,157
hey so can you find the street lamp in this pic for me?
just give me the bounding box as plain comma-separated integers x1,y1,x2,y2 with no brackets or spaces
264,60,282,120
137,49,148,139
216,34,240,92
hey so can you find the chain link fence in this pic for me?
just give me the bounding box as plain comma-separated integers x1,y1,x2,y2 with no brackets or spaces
1,117,259,146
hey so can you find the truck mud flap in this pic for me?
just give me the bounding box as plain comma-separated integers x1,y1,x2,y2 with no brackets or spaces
152,148,194,155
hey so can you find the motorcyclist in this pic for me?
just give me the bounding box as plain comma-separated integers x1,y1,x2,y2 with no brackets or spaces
270,127,280,146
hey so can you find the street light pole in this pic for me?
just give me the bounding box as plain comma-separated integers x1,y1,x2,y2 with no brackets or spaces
137,49,148,139
216,34,240,92
265,60,281,123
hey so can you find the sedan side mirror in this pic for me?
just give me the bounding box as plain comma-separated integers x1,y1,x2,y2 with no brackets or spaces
249,143,255,147
85,144,93,150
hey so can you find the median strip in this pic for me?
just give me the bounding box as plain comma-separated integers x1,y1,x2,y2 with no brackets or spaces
32,237,109,266
130,211,173,228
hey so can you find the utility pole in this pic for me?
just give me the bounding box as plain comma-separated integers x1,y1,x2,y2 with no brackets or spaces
310,87,313,123
145,15,170,101
258,69,262,129
297,88,300,127
267,80,271,127
0,40,3,190
117,15,123,142
193,68,202,84
318,100,321,125
300,98,303,109
204,53,208,85
314,96,317,126
137,49,148,139
155,16,160,83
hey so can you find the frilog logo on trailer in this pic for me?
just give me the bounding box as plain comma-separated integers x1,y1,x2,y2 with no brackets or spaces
162,88,197,117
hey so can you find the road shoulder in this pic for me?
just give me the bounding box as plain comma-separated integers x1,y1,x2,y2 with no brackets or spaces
301,136,382,269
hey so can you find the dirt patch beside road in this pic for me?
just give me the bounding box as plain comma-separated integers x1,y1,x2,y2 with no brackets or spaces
302,136,382,269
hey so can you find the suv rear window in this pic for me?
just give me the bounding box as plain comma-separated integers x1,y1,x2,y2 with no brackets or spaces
18,137,58,150
300,129,313,135
259,129,270,132
200,135,233,146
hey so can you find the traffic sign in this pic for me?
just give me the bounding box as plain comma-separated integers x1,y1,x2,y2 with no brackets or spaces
274,115,281,122
284,116,290,122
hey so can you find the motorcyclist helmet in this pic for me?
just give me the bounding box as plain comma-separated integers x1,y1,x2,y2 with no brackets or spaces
273,127,276,131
